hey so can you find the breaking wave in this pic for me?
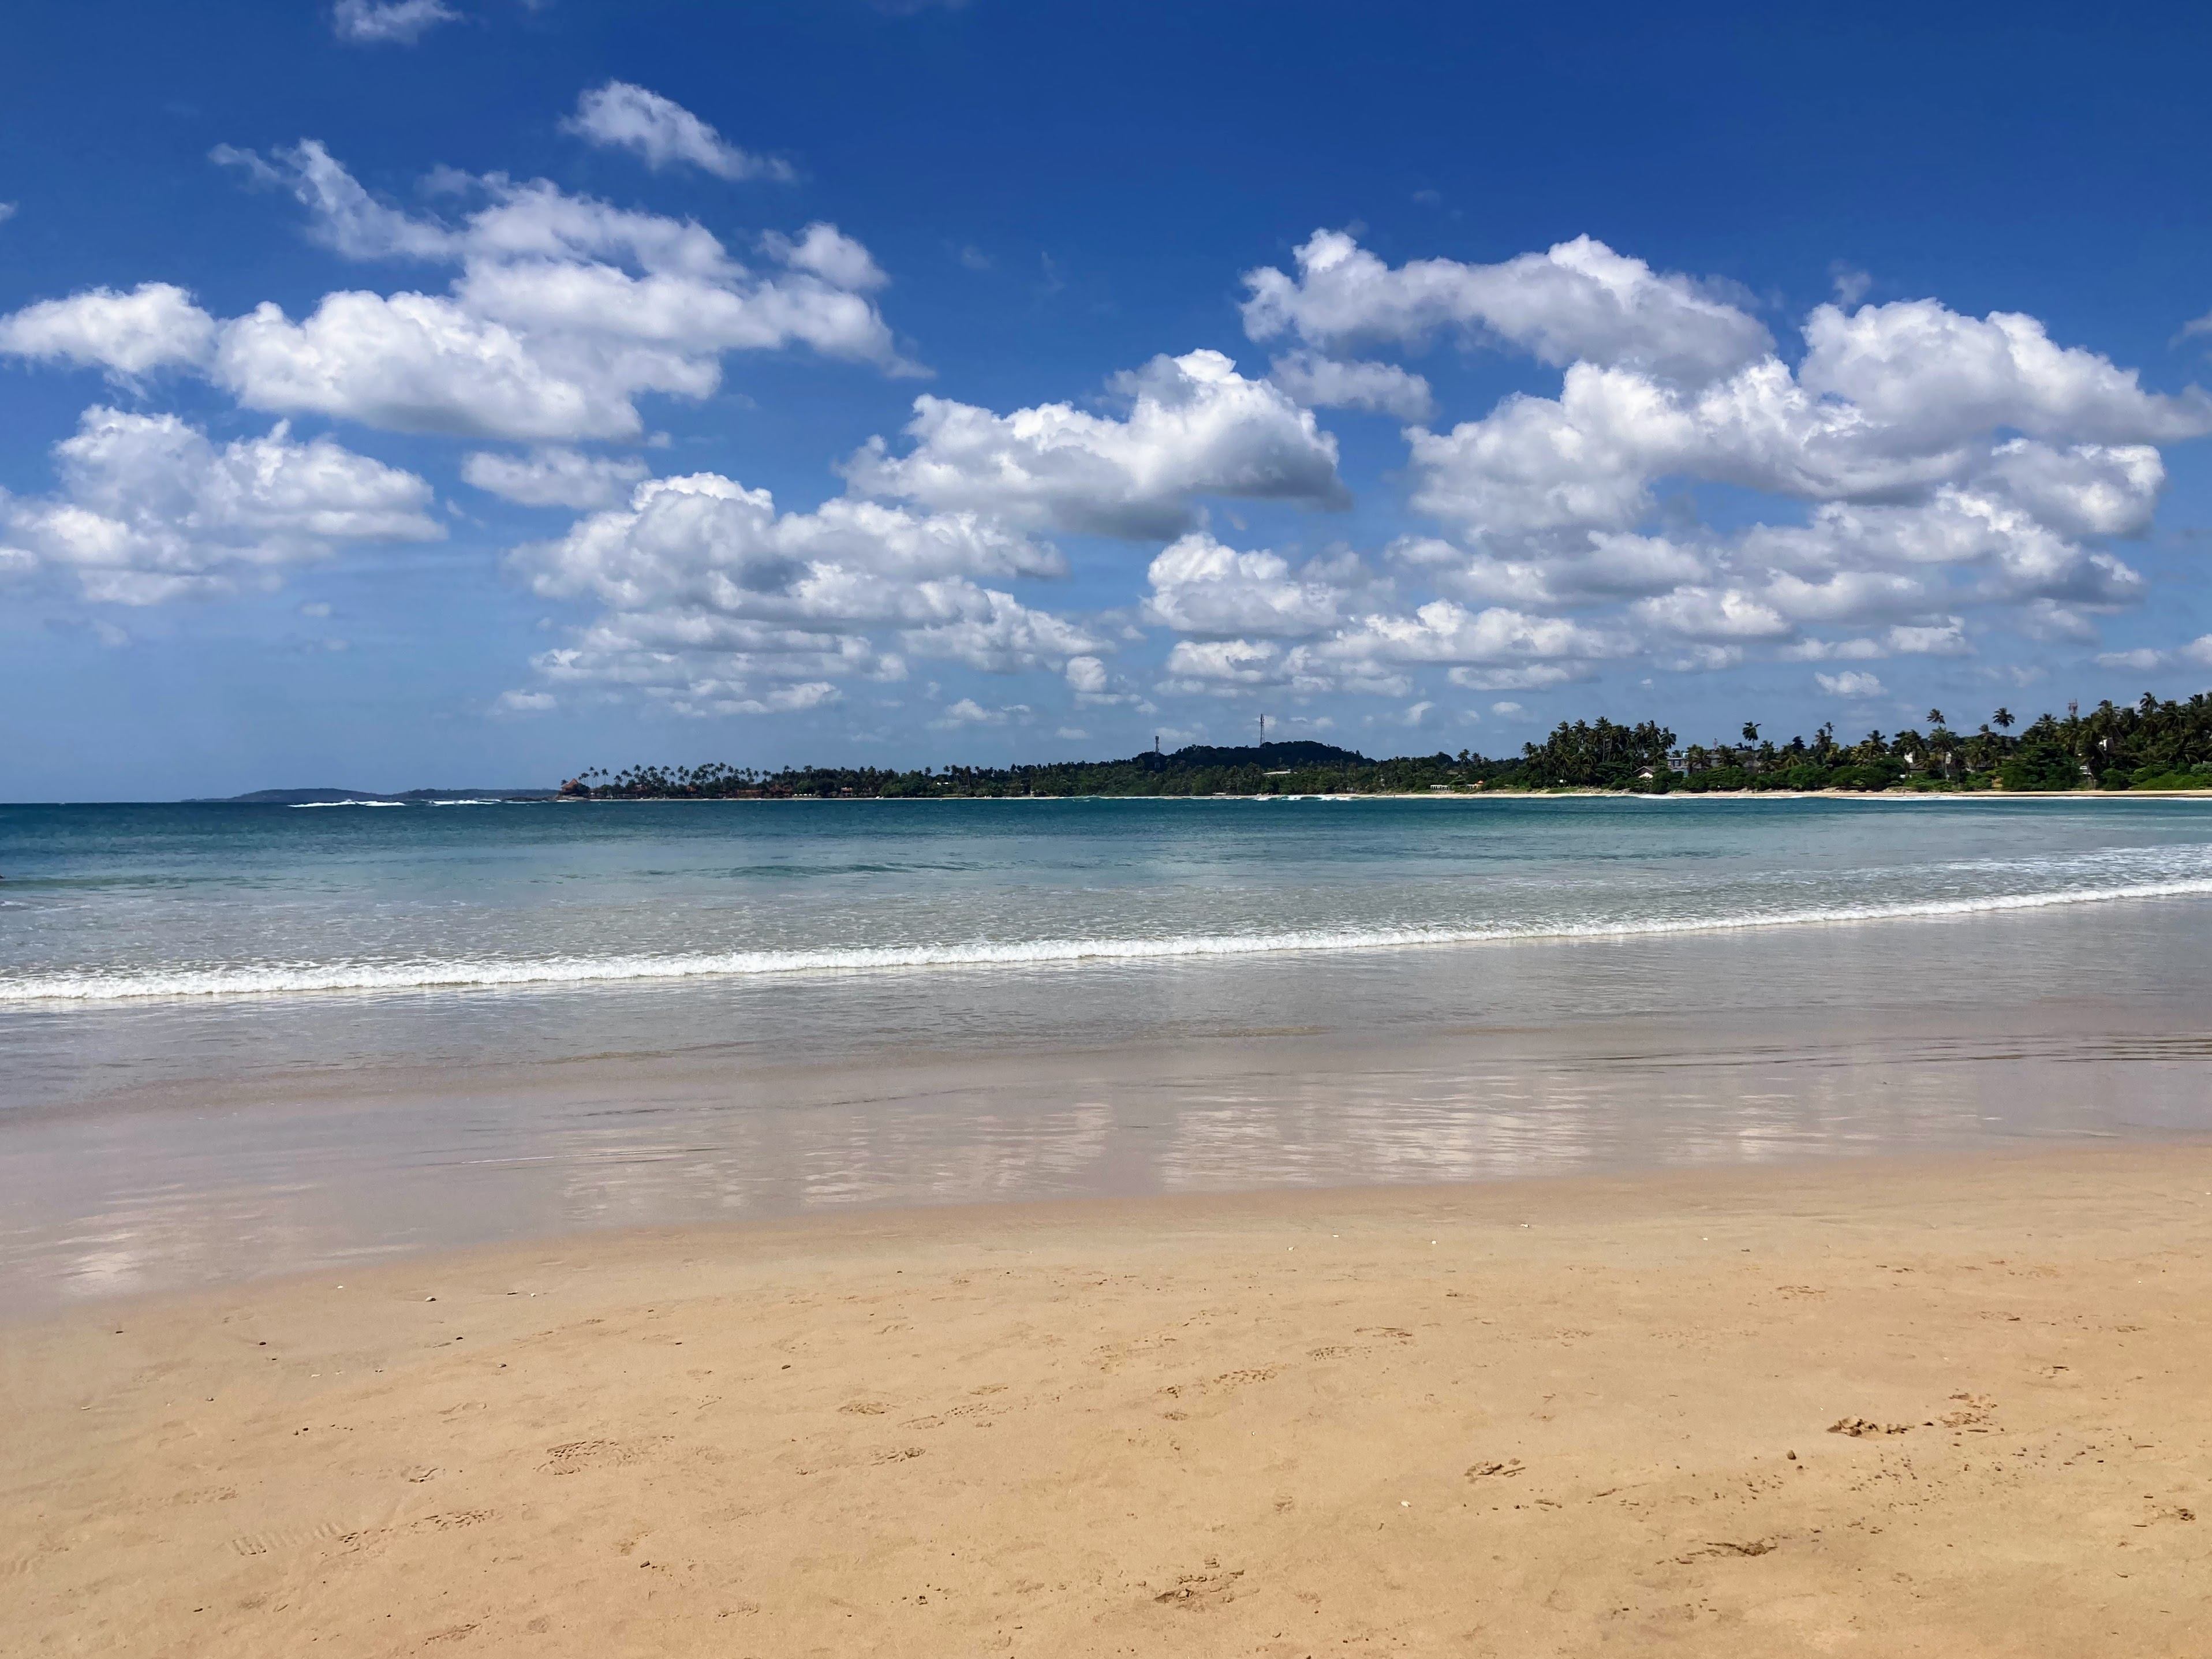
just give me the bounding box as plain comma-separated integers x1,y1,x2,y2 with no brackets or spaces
7,873,2212,1006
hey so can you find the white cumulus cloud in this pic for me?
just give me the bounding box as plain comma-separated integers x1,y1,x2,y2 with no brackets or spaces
1631,585,1792,641
900,588,1104,672
1389,279,2209,662
2094,635,2212,674
1141,532,1350,638
1161,637,1301,693
1,406,442,604
931,697,1029,728
1796,300,2211,447
1396,529,1706,608
214,290,670,440
1266,350,1434,421
1243,230,1772,386
506,469,1097,712
563,82,793,183
7,140,914,446
1814,670,1886,699
331,0,459,46
0,282,217,376
842,348,1347,539
462,447,651,509
208,143,914,436
1318,599,1626,668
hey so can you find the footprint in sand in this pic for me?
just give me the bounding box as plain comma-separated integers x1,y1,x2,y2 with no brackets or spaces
1207,1367,1278,1389
1676,1537,1777,1562
902,1399,1007,1429
227,1520,348,1557
1938,1393,1996,1429
541,1437,665,1475
164,1485,240,1507
1309,1327,1416,1361
2135,1505,2196,1527
1152,1568,1246,1609
410,1510,495,1533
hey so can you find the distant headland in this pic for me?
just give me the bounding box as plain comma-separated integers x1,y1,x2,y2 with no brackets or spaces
187,787,560,805
558,694,2212,801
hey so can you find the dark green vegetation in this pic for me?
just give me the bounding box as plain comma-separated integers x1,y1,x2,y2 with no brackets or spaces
566,693,2212,799
561,742,1473,799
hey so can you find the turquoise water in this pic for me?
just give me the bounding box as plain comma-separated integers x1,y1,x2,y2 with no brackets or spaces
5,795,2212,1305
5,795,2212,1003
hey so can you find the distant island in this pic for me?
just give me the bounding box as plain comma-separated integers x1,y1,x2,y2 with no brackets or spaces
561,693,2212,799
190,787,559,805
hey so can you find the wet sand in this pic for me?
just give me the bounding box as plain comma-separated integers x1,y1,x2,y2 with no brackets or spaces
10,910,2212,1314
9,1144,2211,1657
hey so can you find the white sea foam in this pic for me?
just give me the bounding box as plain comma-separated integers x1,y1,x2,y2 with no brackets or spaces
290,799,408,808
8,874,2212,1006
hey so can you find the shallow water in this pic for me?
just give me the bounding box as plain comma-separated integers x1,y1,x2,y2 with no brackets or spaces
2,797,2209,1308
6,794,2212,1006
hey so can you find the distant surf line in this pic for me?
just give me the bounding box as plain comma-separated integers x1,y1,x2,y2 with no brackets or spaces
6,875,2212,1006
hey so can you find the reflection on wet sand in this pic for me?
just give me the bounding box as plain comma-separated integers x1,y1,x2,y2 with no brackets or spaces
3,897,2207,1310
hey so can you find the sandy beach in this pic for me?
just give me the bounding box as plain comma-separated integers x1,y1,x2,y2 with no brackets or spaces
14,1,2212,1653
9,1144,2210,1657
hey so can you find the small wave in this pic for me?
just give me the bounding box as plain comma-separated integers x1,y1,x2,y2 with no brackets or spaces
7,875,2212,1006
290,800,408,809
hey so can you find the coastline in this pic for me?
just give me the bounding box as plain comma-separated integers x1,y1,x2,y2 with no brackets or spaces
12,863,2212,1009
540,786,2212,801
8,894,2210,1316
11,1142,2211,1656
8,786,2206,809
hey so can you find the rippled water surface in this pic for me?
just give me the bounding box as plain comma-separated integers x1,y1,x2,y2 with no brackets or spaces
6,794,2212,1002
3,795,2209,1307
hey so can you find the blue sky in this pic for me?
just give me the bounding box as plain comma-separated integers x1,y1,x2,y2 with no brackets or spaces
5,1,2212,797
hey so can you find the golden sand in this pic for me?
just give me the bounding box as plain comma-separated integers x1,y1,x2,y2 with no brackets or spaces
8,1145,2211,1656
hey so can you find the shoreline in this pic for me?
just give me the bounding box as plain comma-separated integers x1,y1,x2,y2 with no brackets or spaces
7,896,2209,1317
10,874,2212,1008
542,787,2212,801
8,787,2210,809
0,1132,2173,1331
11,1142,2212,1655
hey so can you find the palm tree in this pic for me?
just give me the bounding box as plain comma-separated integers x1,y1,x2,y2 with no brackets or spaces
1918,713,1951,778
1993,707,2014,732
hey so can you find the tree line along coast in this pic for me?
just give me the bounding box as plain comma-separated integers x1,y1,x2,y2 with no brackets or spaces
558,692,2212,801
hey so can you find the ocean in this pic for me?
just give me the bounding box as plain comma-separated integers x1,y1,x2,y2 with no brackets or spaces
4,794,2210,1304
9,793,2212,1004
